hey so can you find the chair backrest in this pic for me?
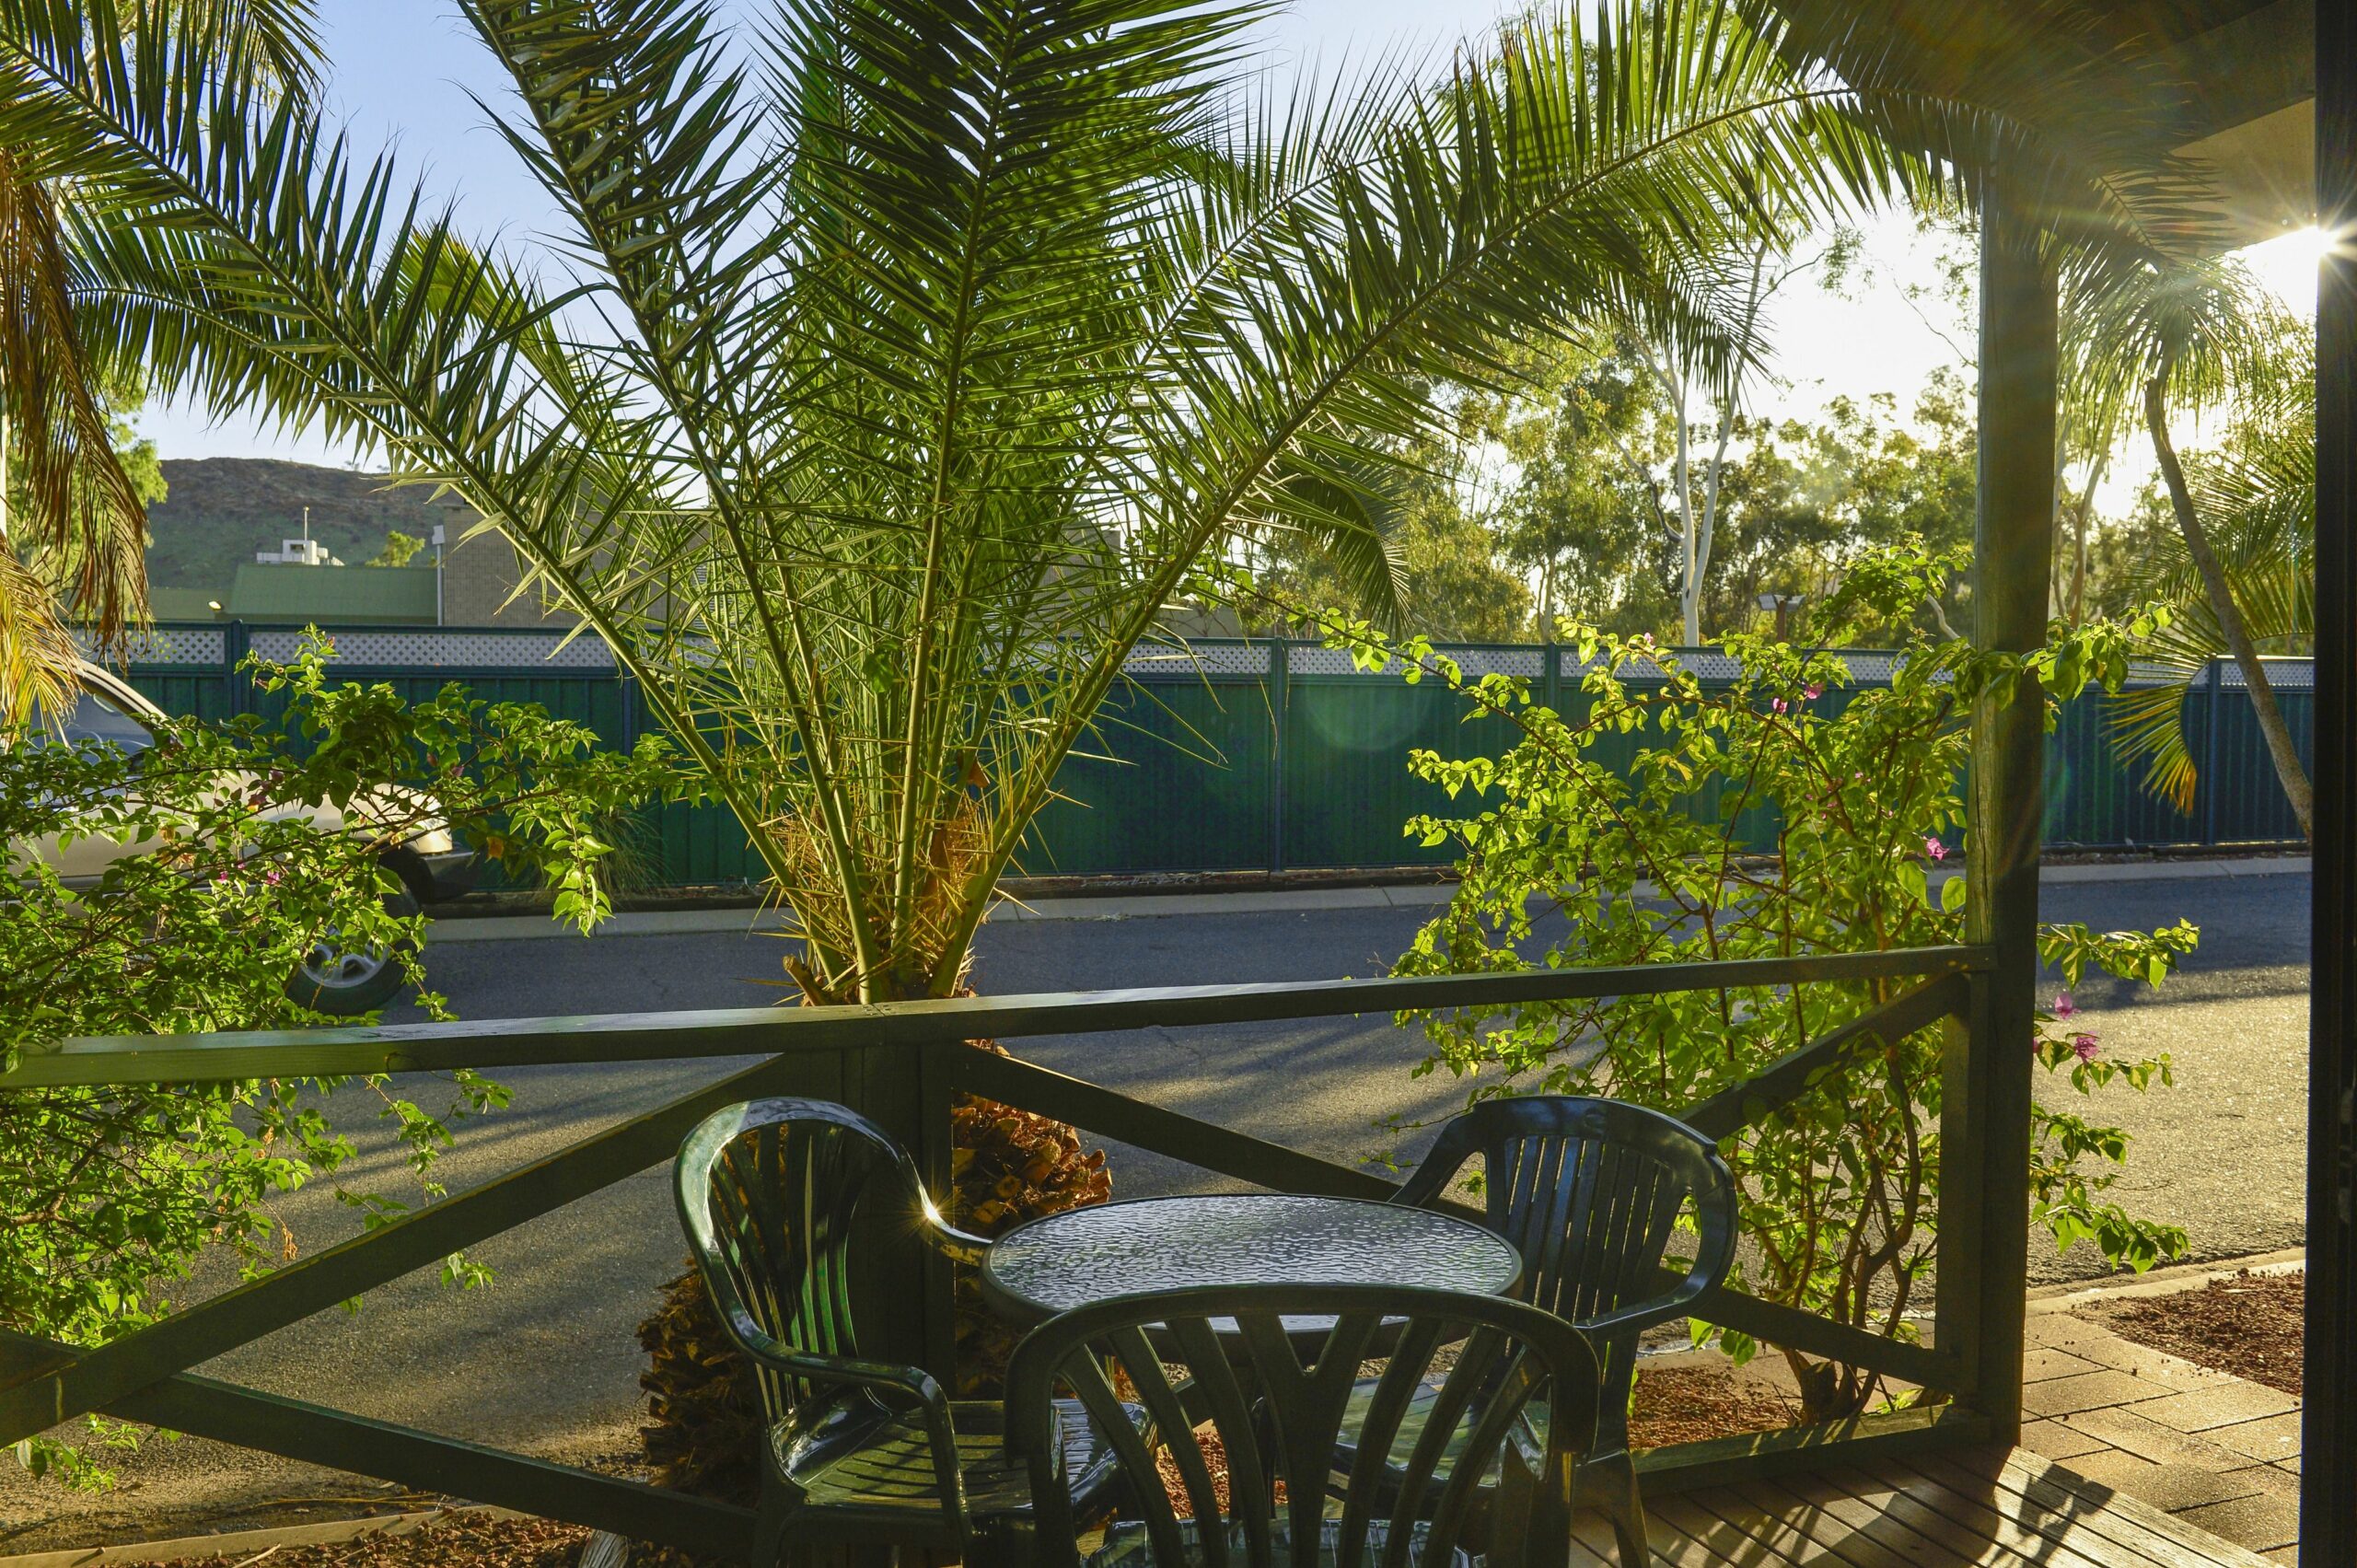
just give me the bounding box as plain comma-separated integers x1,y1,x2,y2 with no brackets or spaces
674,1098,927,1422
1007,1283,1600,1568
1397,1098,1737,1332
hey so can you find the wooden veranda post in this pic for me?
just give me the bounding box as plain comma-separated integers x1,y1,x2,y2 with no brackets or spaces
1942,168,2058,1442
2307,0,2356,1555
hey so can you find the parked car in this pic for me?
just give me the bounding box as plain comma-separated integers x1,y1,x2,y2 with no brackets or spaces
9,661,478,1015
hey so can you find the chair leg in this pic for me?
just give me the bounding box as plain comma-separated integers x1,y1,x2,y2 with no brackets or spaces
1491,1442,1536,1568
752,1481,793,1568
1596,1457,1650,1568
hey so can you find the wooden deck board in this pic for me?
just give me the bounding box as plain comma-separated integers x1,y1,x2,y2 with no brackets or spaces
1568,1444,2278,1568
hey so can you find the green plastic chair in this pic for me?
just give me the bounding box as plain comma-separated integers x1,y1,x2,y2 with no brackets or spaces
1374,1097,1740,1566
675,1098,1133,1566
1007,1282,1601,1568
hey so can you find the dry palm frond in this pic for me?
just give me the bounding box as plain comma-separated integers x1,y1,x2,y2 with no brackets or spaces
0,545,77,726
0,145,148,650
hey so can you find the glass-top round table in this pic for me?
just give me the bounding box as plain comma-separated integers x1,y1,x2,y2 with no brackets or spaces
980,1192,1522,1351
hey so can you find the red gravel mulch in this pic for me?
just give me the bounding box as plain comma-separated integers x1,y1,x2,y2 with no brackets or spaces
2078,1270,2305,1397
146,1513,590,1568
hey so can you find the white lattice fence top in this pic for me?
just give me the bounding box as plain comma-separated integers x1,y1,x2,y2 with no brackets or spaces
1123,642,1269,676
1284,646,1547,678
2222,659,2316,689
246,628,617,670
82,626,227,666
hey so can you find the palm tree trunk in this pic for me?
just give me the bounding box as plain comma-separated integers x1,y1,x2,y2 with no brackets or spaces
2144,375,2315,838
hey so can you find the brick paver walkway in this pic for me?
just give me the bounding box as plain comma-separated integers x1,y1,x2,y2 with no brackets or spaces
2021,1297,2303,1562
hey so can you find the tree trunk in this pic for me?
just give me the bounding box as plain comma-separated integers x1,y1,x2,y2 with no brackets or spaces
2146,375,2316,838
2065,448,2107,625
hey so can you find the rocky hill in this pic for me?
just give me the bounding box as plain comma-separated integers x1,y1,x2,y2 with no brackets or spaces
145,458,472,592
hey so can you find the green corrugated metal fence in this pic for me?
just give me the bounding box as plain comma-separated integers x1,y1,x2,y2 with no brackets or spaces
117,625,2311,890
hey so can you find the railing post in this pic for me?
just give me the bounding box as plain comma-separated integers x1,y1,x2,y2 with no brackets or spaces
1269,639,1291,875
842,1037,958,1381
1939,168,2056,1445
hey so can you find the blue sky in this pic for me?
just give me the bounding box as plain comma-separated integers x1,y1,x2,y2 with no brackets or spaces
134,0,2318,482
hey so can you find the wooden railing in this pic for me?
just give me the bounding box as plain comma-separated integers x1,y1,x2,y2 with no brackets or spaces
0,945,1998,1555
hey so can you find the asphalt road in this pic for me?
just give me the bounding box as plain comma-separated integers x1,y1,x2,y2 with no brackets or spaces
0,869,2310,1545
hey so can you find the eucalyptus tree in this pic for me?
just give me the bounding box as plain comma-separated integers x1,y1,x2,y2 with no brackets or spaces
0,0,317,725
6,0,2147,1004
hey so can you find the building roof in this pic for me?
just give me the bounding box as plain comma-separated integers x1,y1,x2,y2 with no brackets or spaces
1764,0,2314,244
146,587,224,621
226,564,438,625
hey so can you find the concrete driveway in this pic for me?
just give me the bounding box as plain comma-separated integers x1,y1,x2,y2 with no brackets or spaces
0,865,2309,1546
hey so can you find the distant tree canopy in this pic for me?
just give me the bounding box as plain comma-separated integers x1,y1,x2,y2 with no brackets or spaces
366,528,425,569
1246,338,1980,648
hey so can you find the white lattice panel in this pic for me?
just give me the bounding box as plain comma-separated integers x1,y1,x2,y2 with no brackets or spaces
2221,658,2314,689
82,626,227,665
1284,646,1545,678
1832,652,1901,684
248,628,616,669
1124,642,1268,676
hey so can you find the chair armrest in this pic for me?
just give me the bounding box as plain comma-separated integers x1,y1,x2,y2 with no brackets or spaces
1577,1255,1723,1341
715,1310,968,1519
919,1205,993,1268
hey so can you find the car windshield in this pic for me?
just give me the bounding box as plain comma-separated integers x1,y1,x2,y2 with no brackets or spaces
27,685,161,756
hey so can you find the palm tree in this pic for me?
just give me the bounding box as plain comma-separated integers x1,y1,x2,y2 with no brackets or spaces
2074,258,2313,837
0,0,318,725
1,0,2213,1003
2107,371,2313,811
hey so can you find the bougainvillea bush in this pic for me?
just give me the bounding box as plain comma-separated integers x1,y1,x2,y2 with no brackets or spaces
0,639,681,1483
1329,549,2194,1422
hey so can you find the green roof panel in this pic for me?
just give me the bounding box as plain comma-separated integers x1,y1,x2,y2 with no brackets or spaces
226,564,439,625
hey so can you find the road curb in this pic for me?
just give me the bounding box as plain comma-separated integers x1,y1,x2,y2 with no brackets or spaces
0,1506,517,1568
2027,1247,2307,1311
424,855,2309,943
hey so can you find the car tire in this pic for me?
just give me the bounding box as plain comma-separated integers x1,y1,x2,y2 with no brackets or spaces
287,885,420,1016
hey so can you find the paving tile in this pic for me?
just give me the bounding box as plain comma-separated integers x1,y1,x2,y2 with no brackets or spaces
2059,1404,2262,1473
2024,1312,2111,1348
2266,1547,2299,1566
2223,1462,2302,1501
2131,1381,2303,1433
2018,1368,2179,1418
2067,1331,2235,1390
2273,1456,2303,1478
2018,1418,2107,1462
2058,1446,2167,1494
2107,1461,2262,1513
2178,1493,2304,1552
2211,1411,2305,1463
2023,1345,2100,1383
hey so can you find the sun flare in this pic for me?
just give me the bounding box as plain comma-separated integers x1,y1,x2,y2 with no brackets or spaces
2236,224,2341,308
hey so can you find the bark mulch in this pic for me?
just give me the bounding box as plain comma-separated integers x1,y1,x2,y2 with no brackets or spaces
145,1514,589,1568
1630,1365,1799,1448
2077,1269,2305,1397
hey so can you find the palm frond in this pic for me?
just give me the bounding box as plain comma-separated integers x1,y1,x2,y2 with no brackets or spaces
3,0,2209,999
2108,387,2313,808
0,146,147,641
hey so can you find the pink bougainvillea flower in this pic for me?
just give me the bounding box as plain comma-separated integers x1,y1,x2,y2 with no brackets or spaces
2072,1032,2100,1063
1804,682,1824,700
1923,836,1947,862
1771,697,1789,714
2054,992,2075,1018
